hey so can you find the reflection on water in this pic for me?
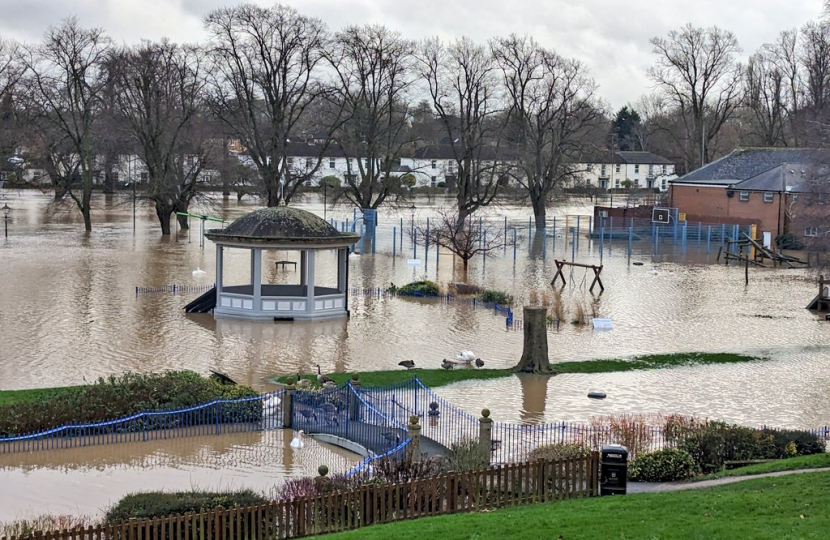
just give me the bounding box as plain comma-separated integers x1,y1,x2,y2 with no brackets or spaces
0,430,359,521
1,191,829,430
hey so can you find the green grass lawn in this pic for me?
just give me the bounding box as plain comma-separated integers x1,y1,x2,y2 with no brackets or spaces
271,352,760,388
312,472,830,540
699,453,830,480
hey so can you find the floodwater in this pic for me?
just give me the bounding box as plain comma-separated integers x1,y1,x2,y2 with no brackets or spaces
0,429,360,521
0,190,828,433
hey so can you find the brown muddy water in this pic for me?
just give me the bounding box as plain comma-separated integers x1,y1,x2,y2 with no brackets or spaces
0,430,359,521
0,190,828,519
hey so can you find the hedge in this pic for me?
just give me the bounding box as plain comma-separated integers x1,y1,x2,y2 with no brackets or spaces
628,449,697,482
105,490,268,521
0,371,260,437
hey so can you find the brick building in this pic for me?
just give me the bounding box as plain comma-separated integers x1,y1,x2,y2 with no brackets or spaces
669,148,830,243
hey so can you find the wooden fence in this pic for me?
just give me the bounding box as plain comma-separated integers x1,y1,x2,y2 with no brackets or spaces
2,454,599,540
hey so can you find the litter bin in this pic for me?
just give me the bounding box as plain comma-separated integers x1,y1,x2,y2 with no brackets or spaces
600,444,628,496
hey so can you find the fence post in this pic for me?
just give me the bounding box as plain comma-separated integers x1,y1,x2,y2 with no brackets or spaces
349,374,361,422
282,380,295,429
408,415,422,462
479,408,493,466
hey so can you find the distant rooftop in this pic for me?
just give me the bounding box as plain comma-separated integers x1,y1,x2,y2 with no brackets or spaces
673,148,830,185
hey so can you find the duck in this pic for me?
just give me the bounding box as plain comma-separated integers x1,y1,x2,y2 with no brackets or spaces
398,360,416,370
316,365,335,384
441,358,457,370
323,380,337,389
474,358,484,368
456,351,476,363
290,430,305,448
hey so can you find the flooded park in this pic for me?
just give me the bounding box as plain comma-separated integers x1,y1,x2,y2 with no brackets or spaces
1,190,829,519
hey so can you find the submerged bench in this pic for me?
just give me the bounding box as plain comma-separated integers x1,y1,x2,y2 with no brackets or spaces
722,459,775,470
275,261,297,270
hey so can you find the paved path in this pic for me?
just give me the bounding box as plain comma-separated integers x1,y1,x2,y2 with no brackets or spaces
628,467,830,493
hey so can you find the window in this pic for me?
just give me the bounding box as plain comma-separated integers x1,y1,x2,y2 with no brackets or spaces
140,172,148,182
648,164,653,176
329,158,335,169
431,160,437,169
615,164,621,173
447,160,454,171
634,179,640,187
634,164,640,173
287,157,294,167
186,155,195,167
364,158,369,167
305,158,313,169
739,191,750,202
661,179,667,190
662,164,667,174
763,192,774,203
112,171,119,181
615,179,620,189
601,164,607,175
805,227,819,237
430,176,437,186
347,158,352,167
600,179,608,189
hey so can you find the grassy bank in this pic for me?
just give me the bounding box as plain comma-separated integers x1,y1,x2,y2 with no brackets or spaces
272,352,760,388
312,472,830,540
699,453,830,481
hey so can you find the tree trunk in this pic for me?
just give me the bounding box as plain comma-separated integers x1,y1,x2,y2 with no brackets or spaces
174,201,190,230
155,201,173,235
532,194,547,230
81,206,92,232
514,306,553,374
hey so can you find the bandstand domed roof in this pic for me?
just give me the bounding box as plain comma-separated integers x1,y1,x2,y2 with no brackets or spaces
205,206,359,246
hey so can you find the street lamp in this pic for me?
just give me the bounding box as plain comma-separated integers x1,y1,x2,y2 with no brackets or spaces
2,203,10,238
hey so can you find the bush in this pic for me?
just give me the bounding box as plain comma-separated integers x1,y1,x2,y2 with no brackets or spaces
390,280,440,297
437,181,446,188
477,289,514,306
528,443,590,462
1,515,99,538
629,449,697,482
445,437,490,472
105,490,268,521
775,233,804,250
0,371,260,436
764,428,825,457
320,175,341,188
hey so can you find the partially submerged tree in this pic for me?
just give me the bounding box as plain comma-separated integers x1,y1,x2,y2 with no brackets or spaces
327,24,416,211
109,40,207,235
205,3,336,206
648,24,743,170
514,305,553,374
415,208,506,271
418,37,507,227
492,34,602,230
25,17,111,231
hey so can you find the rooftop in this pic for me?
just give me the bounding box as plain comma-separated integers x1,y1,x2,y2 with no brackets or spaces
205,206,360,246
673,148,830,185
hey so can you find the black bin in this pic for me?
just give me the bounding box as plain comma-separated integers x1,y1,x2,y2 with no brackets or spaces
600,444,628,496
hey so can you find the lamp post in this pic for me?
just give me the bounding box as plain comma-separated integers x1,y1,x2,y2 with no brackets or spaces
2,203,9,238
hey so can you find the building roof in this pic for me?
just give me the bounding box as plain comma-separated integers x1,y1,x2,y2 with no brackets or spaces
672,147,830,185
733,163,829,193
205,206,359,246
412,145,510,161
580,151,673,165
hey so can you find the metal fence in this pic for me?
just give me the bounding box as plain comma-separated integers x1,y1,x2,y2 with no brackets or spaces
0,391,285,454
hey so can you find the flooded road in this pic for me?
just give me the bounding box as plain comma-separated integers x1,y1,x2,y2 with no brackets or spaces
0,190,828,430
0,430,360,521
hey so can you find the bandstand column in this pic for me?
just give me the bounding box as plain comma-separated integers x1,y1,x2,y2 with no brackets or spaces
337,248,347,292
300,251,307,286
252,248,262,309
306,250,316,315
215,245,224,293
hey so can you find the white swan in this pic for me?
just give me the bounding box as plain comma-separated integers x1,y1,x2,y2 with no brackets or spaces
290,430,305,449
262,394,281,416
192,267,206,276
456,350,476,363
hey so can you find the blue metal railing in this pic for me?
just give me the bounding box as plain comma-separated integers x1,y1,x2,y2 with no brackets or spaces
0,390,285,454
346,438,412,477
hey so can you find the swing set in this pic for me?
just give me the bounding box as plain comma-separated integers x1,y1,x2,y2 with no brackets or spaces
550,259,605,293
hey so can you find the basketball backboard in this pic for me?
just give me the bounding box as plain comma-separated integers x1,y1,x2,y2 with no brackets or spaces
652,207,671,223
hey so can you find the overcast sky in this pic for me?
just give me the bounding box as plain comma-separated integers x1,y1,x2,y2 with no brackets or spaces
0,0,824,108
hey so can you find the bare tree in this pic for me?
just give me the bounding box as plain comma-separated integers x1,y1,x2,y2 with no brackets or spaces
800,21,830,115
744,51,787,146
648,24,742,170
327,24,416,211
418,37,507,227
25,17,111,231
492,35,602,230
204,3,335,206
0,37,24,177
764,29,804,144
109,40,206,235
415,208,506,272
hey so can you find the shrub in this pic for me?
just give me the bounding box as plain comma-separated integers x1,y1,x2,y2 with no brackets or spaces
1,515,99,538
763,428,825,457
436,181,446,188
105,490,268,521
775,233,803,250
320,175,341,188
477,289,514,306
390,280,440,297
0,371,260,436
628,449,697,482
444,437,490,472
528,443,590,462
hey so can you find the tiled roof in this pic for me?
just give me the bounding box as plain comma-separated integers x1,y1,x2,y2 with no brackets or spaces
673,148,830,185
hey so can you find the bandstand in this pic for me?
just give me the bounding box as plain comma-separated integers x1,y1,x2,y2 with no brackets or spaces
204,206,359,321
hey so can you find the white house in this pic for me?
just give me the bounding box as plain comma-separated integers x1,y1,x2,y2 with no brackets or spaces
400,145,517,189
574,151,676,192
